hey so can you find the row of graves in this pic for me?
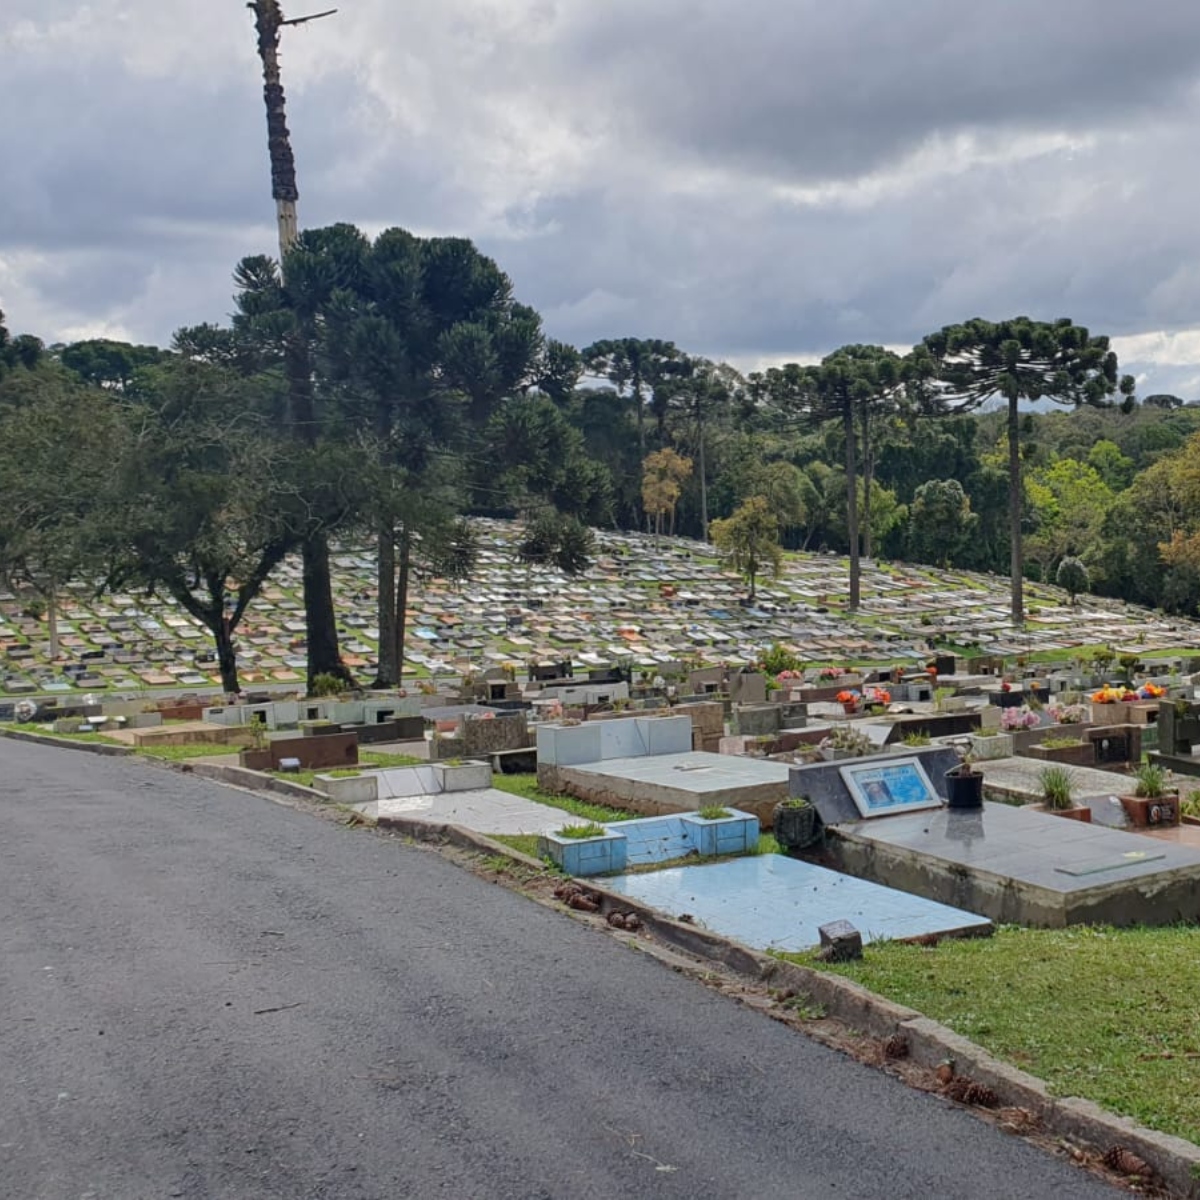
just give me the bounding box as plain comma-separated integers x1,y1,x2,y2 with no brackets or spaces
524,653,1200,953
7,519,1200,703
14,640,1200,954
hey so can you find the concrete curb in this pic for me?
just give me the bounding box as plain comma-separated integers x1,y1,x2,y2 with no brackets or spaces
183,760,329,804
0,728,134,756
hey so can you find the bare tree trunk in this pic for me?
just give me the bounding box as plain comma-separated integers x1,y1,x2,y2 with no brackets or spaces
394,527,412,686
302,529,347,688
1008,393,1024,625
214,615,241,695
374,518,397,688
844,402,860,611
696,406,709,543
47,587,59,662
859,402,874,560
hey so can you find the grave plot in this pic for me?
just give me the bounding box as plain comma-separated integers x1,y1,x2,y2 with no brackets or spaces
604,856,992,951
801,759,1200,928
537,715,791,826
5,518,1200,697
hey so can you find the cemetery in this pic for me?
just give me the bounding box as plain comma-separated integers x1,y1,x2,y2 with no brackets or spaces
10,520,1200,954
4,518,1200,708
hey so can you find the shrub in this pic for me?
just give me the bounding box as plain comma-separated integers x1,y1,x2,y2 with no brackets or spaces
308,672,345,698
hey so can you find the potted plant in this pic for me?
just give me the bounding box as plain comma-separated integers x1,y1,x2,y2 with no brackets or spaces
1038,764,1090,822
773,796,820,852
1119,763,1179,828
836,689,861,715
945,754,984,810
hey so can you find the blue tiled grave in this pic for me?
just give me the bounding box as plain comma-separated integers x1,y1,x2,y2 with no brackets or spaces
538,809,760,875
604,854,992,951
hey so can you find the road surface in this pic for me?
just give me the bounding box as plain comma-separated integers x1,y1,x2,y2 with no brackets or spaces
1,738,1123,1199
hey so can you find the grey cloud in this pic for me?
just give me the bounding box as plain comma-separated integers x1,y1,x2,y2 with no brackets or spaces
6,0,1200,405
547,0,1200,183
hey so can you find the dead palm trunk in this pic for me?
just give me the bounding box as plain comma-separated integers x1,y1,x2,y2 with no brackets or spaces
251,1,299,258
251,1,348,688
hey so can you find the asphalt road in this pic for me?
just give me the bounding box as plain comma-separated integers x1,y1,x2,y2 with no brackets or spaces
1,739,1123,1200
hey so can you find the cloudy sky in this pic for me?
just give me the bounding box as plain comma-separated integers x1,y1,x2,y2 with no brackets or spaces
5,0,1200,396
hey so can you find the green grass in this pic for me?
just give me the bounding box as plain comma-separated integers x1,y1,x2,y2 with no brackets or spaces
795,925,1200,1144
557,822,608,839
360,750,424,769
268,748,424,790
490,833,541,858
134,743,243,761
490,773,633,825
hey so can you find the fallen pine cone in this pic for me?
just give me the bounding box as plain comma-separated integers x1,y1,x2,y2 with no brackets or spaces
566,892,599,912
622,913,642,931
935,1060,956,1084
882,1033,910,1060
943,1078,999,1108
1102,1147,1153,1178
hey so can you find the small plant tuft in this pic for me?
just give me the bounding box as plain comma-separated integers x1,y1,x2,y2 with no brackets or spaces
557,822,609,840
1039,764,1076,811
697,805,732,820
1133,762,1167,800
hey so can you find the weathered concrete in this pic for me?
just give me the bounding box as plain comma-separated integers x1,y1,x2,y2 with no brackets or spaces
825,802,1200,928
545,751,791,826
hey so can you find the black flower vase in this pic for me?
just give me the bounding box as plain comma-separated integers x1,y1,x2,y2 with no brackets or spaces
945,766,984,810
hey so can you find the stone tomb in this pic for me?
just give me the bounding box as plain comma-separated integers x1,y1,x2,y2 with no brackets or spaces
537,715,791,826
795,756,1200,927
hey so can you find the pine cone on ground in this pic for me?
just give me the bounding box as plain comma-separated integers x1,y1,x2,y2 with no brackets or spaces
1101,1147,1153,1178
882,1033,910,1060
942,1077,999,1108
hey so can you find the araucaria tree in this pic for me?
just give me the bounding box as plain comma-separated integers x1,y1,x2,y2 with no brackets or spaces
710,496,782,602
753,345,905,610
918,317,1133,624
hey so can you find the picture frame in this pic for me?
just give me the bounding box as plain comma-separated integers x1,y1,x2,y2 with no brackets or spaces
839,757,942,819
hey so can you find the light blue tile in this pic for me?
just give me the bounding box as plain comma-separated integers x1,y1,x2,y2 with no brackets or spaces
604,855,992,951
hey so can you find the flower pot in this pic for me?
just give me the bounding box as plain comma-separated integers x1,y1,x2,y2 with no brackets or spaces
773,801,820,852
1119,794,1179,828
841,702,860,715
1053,804,1092,822
945,767,983,810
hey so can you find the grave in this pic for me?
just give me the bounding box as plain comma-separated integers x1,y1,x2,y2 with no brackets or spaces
538,715,792,826
604,855,993,951
796,754,1200,928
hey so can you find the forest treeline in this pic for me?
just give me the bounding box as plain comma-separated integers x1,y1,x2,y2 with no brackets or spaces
1,222,1197,691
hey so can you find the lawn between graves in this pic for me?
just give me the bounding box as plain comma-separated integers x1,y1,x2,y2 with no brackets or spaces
791,924,1200,1146
270,749,426,790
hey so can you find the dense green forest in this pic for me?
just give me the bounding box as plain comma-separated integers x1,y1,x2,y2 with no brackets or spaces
2,223,1197,691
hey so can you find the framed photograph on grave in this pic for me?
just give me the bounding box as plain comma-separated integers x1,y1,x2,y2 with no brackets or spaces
839,757,942,819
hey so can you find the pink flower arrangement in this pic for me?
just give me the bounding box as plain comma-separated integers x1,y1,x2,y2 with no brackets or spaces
1000,706,1040,731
